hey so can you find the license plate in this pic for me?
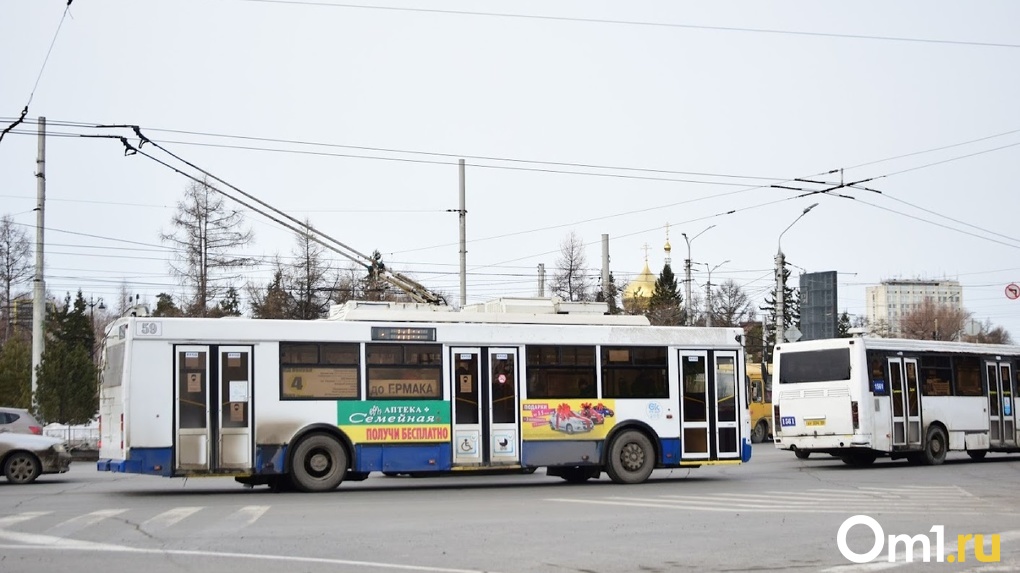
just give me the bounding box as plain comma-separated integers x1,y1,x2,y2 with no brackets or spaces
805,419,825,427
780,416,796,427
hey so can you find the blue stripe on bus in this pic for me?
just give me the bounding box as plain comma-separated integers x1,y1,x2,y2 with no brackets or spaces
96,448,174,476
354,443,453,473
742,439,752,462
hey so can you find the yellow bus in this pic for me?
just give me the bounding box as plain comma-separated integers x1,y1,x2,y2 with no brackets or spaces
746,362,773,443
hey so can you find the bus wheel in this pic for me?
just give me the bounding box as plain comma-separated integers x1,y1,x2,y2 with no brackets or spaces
922,426,948,466
967,450,987,461
751,421,768,444
290,434,347,492
794,450,810,459
606,430,655,484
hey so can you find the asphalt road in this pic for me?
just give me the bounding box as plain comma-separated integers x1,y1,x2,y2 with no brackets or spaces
2,443,1019,573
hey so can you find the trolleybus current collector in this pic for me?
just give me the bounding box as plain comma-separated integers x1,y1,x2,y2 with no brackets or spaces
773,336,1019,466
97,298,752,491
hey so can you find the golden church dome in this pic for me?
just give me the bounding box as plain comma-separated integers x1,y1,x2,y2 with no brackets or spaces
623,260,657,301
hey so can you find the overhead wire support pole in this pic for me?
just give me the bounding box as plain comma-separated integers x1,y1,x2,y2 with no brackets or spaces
31,117,46,410
775,203,818,344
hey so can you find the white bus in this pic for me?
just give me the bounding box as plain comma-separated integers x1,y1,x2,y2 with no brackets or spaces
773,336,1019,466
97,299,751,491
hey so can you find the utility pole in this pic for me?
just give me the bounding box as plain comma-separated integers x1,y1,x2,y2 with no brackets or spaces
601,234,610,302
458,159,466,308
31,117,46,410
775,204,818,343
681,225,715,326
537,263,545,297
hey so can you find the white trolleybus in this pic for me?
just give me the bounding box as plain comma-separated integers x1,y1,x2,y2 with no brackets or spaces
773,336,1019,466
97,298,751,491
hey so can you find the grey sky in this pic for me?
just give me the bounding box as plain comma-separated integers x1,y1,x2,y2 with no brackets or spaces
2,1,1018,335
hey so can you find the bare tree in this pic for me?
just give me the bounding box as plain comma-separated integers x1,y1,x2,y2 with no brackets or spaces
287,221,338,319
962,319,1014,345
709,279,754,327
161,178,255,316
551,231,593,302
0,215,32,340
899,298,970,341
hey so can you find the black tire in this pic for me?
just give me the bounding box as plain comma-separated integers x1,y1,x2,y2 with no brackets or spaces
922,425,948,466
967,450,987,461
751,421,768,444
565,423,574,434
794,450,810,459
289,433,347,492
605,430,655,484
3,452,42,484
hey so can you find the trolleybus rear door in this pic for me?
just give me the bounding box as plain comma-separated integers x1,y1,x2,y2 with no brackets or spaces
680,352,709,460
985,360,1016,448
888,357,922,448
714,351,740,459
175,345,254,472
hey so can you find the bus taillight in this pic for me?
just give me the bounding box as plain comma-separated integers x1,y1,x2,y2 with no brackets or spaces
97,415,102,449
851,401,859,430
773,404,781,434
120,413,124,450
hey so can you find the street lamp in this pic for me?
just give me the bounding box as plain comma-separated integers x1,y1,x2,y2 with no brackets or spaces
704,260,730,327
681,224,715,326
775,203,818,343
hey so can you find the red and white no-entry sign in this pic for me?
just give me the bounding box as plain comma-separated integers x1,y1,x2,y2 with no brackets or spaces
1007,283,1020,300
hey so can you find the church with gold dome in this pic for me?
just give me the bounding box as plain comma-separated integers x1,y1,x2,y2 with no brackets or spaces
622,231,675,314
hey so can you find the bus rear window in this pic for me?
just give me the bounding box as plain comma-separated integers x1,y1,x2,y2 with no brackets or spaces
779,348,851,384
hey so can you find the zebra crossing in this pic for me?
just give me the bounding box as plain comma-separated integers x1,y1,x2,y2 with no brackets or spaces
0,505,271,542
547,485,1002,515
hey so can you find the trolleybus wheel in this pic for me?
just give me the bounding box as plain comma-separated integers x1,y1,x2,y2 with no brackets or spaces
290,433,347,492
967,450,987,461
3,452,41,484
605,430,655,484
751,421,768,444
794,450,810,459
922,426,948,466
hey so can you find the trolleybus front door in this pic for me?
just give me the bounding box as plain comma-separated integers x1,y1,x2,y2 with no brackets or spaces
174,345,253,473
887,357,922,449
985,360,1016,448
450,347,521,467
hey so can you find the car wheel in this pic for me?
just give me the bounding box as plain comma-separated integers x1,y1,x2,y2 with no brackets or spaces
605,430,655,484
289,433,347,492
922,426,948,466
3,452,42,484
751,421,768,444
565,423,574,434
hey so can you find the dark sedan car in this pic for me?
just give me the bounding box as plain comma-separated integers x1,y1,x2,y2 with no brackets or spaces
0,431,72,484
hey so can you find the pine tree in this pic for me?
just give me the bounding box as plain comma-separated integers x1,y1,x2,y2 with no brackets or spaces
647,263,683,325
153,293,184,317
0,336,32,409
36,339,98,425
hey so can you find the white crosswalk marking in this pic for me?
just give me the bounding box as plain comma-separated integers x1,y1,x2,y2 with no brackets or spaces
548,485,999,515
0,512,51,528
45,509,128,537
192,505,270,536
141,506,203,531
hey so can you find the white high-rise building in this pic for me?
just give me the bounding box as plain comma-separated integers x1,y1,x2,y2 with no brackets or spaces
865,279,963,336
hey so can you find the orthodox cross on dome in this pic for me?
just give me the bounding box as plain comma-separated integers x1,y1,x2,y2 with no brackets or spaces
642,243,650,263
664,223,672,266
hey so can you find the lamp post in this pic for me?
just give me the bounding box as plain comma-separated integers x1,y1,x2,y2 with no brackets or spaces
681,225,715,326
704,260,730,327
775,203,818,344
